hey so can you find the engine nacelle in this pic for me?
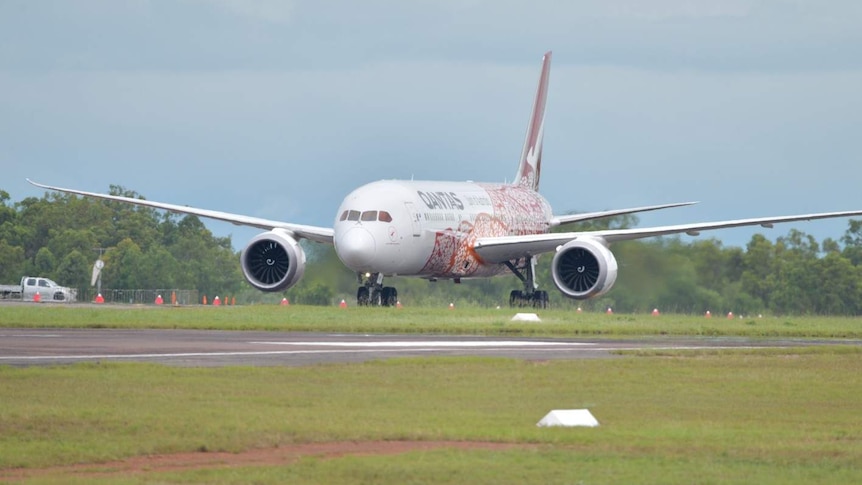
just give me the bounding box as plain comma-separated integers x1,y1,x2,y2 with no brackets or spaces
240,229,306,292
551,238,618,300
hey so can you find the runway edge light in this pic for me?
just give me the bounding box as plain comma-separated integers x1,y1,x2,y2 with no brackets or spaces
537,409,599,428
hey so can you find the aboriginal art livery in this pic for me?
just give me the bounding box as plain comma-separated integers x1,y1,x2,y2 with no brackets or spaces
335,180,552,279
29,51,862,308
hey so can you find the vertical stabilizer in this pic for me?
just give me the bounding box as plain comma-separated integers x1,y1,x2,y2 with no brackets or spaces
514,51,551,192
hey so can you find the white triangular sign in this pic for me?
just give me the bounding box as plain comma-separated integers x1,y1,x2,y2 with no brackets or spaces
537,409,599,427
511,313,541,322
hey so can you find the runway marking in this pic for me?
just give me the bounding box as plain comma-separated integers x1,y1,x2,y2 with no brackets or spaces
250,341,593,348
0,347,580,362
0,345,773,363
0,334,63,338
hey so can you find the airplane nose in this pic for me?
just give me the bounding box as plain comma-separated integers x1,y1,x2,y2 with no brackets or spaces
336,227,377,270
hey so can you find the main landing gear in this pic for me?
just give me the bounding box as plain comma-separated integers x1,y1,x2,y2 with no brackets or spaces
356,272,398,307
505,256,549,309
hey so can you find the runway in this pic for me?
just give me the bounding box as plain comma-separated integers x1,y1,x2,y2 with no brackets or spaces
1,328,856,367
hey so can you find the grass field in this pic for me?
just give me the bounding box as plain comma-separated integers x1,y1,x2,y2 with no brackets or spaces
1,304,861,483
1,348,861,483
2,303,862,338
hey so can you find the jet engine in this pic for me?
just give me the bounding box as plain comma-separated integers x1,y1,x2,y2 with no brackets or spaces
551,238,618,300
240,229,306,292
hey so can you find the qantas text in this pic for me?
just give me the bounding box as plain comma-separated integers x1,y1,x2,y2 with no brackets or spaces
417,191,465,210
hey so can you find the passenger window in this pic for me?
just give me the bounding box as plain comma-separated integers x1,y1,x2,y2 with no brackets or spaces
339,211,349,221
347,210,360,221
361,211,377,222
378,211,392,222
39,280,50,287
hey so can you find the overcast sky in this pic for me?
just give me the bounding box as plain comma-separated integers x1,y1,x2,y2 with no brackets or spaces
2,0,861,250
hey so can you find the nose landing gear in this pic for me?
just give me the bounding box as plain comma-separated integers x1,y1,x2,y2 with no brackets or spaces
356,272,398,307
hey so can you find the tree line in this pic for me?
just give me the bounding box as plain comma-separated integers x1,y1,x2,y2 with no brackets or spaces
0,187,242,300
3,187,862,314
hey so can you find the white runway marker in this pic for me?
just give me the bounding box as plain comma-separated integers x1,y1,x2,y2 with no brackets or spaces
250,341,593,348
1,334,63,338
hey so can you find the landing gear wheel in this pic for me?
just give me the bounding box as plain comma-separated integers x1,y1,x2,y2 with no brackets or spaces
509,290,523,308
369,288,383,306
357,287,369,306
509,290,549,308
356,273,398,308
532,290,549,309
381,287,398,307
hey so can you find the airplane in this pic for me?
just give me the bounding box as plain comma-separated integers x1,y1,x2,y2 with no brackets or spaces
28,51,862,308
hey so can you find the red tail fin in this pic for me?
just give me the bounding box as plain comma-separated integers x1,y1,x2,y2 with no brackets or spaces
514,51,551,191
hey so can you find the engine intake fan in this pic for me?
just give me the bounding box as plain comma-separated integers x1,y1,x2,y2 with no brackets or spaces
551,238,618,300
240,229,306,292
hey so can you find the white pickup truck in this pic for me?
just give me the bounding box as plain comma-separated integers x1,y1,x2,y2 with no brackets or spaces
0,276,77,302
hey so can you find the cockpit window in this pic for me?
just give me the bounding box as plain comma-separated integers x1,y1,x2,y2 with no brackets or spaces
342,209,393,222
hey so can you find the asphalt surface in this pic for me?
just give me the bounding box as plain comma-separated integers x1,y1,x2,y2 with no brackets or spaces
1,328,857,367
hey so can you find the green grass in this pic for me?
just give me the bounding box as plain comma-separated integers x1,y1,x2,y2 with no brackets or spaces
3,304,861,483
143,448,862,485
2,347,862,483
2,304,862,337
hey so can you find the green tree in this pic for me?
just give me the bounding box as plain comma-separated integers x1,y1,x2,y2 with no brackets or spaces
770,230,819,314
812,252,861,314
292,282,334,306
138,246,179,289
33,247,56,276
841,219,862,266
0,190,16,228
103,238,144,289
740,235,775,309
0,239,25,282
56,250,91,289
47,229,99,266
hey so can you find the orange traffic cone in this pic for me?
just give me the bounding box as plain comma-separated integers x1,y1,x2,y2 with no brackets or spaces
705,310,712,318
95,293,104,304
652,308,660,316
33,292,41,303
213,296,221,306
280,297,289,306
155,294,163,305
727,311,734,319
339,299,347,308
606,307,613,315
396,300,402,308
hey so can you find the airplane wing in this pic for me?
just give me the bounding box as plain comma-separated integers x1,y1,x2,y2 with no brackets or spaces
27,180,334,244
551,201,698,227
473,210,862,263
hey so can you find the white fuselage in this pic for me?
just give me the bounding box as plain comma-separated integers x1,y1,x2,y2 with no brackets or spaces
333,180,553,279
